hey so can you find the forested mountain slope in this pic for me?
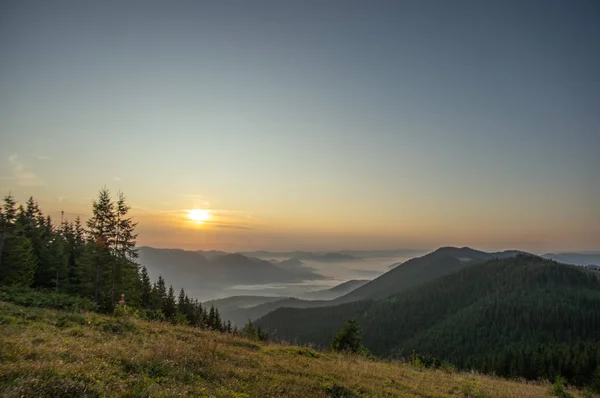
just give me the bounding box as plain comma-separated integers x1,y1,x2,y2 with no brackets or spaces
257,255,600,388
332,247,524,303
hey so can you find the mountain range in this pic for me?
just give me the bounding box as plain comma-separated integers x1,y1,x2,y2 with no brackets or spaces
256,255,600,387
207,247,527,325
138,247,329,299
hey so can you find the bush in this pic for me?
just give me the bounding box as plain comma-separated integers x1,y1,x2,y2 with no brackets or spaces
113,305,138,319
0,286,95,312
100,318,139,335
550,376,573,398
331,319,367,354
138,309,166,322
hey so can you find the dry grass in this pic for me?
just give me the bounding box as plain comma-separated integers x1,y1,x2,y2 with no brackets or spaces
0,301,586,397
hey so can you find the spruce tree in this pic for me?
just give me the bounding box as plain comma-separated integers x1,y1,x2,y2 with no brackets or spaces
112,191,139,306
164,285,177,320
331,318,364,354
85,188,116,310
152,275,167,311
0,194,17,268
0,224,37,287
139,266,152,308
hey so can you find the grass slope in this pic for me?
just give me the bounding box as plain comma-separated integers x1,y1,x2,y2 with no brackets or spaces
0,302,568,398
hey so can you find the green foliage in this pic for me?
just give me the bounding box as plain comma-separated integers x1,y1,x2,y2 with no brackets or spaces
0,190,236,341
0,286,95,312
100,317,139,335
0,233,37,286
113,304,139,319
550,376,573,398
331,318,365,354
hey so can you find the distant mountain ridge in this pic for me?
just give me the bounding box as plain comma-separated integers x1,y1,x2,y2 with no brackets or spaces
332,247,527,303
298,280,370,300
241,250,361,262
542,252,600,267
138,247,328,299
207,247,527,325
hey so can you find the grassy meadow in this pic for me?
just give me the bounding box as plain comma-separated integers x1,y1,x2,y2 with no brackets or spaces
0,301,589,398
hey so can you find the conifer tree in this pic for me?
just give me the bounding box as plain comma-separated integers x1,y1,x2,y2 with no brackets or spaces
0,225,37,286
331,318,364,354
164,285,177,319
112,191,139,306
139,266,152,308
85,188,116,309
152,275,167,310
0,194,17,268
208,305,217,330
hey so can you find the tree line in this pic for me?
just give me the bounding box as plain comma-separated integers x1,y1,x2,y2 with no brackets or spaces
0,188,262,339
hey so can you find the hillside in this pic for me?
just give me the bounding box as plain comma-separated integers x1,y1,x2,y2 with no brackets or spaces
211,248,529,325
138,247,327,298
207,280,369,326
0,301,574,398
543,252,600,267
299,280,370,300
256,255,600,388
331,247,524,303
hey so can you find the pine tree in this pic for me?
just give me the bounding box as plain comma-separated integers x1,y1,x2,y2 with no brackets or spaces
0,194,17,269
112,191,139,306
164,285,176,320
214,307,223,332
208,306,217,330
177,288,187,313
152,275,167,311
85,188,116,309
331,318,364,354
139,266,152,308
0,224,37,287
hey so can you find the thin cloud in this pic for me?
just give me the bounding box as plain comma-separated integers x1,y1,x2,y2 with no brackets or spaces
113,177,122,181
8,154,46,187
36,155,51,160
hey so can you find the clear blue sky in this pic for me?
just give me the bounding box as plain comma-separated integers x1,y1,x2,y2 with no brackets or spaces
1,0,598,252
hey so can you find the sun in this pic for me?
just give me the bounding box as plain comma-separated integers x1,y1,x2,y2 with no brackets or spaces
187,209,211,223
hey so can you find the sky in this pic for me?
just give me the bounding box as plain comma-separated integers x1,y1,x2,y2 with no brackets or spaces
1,0,599,253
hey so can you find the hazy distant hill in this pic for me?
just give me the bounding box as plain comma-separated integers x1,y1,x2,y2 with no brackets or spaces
138,247,328,298
332,247,525,303
209,247,525,324
241,250,361,262
542,252,600,266
204,295,284,313
256,255,600,387
206,279,369,326
299,279,370,300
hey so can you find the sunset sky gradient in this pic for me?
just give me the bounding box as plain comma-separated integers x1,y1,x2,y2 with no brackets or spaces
1,1,599,252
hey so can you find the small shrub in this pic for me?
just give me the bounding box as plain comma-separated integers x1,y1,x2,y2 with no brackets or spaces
138,309,166,322
101,318,139,335
324,383,358,398
56,313,87,328
113,304,138,319
550,376,573,398
331,319,366,354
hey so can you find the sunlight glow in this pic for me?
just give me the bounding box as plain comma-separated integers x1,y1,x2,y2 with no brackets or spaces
187,209,211,223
